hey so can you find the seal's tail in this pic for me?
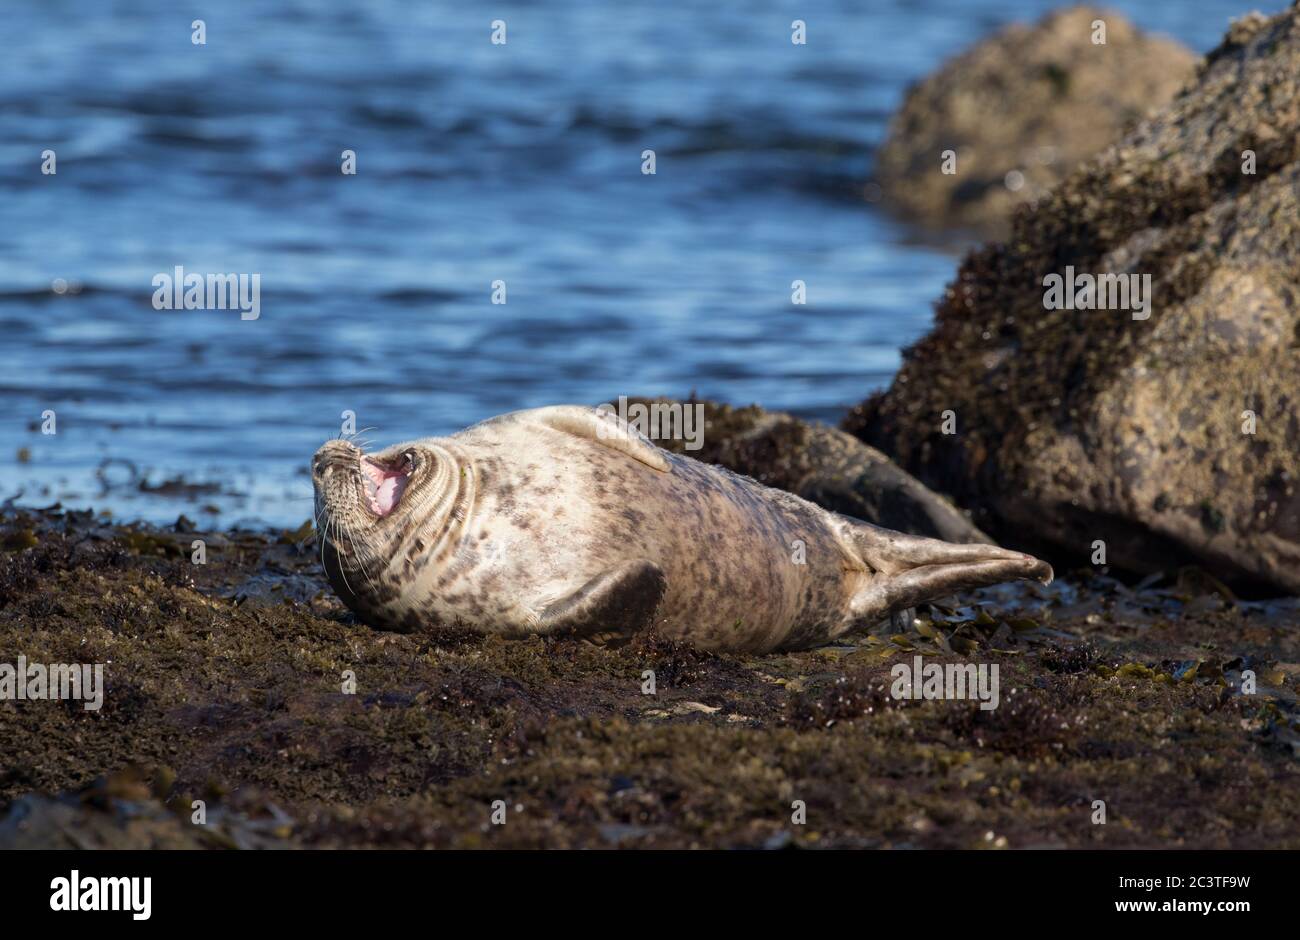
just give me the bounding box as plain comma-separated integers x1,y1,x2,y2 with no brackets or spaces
838,517,1053,625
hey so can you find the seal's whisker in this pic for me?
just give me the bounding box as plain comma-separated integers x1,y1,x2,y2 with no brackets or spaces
315,507,330,574
338,513,376,592
295,508,320,552
347,520,382,595
331,515,358,598
343,516,381,594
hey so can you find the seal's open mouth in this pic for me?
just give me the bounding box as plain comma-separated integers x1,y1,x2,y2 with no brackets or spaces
360,455,410,517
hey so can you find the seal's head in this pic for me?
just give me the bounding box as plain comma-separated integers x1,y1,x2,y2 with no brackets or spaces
312,439,415,520
311,438,439,607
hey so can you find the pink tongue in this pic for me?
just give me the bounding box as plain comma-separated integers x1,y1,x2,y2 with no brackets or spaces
363,461,408,516
375,475,403,513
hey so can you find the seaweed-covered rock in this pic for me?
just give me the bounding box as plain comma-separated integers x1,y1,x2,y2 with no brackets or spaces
846,6,1300,593
0,769,295,850
630,398,990,544
873,6,1196,235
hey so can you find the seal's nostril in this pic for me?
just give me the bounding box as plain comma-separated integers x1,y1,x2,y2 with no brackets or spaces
314,439,362,475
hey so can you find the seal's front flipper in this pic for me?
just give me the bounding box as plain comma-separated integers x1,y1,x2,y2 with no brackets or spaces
530,405,671,472
538,560,667,643
840,518,1052,627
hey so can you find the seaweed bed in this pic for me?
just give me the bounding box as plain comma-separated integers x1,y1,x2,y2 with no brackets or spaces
2,506,1298,849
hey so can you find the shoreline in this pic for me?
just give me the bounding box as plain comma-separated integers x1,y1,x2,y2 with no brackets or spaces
3,503,1297,848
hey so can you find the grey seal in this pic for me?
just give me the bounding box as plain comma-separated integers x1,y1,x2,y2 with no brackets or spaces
311,406,1052,653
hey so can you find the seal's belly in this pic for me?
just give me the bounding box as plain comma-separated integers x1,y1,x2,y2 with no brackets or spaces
388,435,854,650
631,455,854,650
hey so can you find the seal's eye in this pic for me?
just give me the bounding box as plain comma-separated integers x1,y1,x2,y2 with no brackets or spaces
402,451,416,472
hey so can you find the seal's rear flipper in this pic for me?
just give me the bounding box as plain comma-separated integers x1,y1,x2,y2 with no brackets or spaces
839,518,1052,626
538,560,667,641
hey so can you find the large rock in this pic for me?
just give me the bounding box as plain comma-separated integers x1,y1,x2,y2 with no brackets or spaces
846,7,1300,594
630,398,991,545
873,6,1196,235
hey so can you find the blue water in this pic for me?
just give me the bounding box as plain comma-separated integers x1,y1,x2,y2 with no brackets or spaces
1,0,1269,526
